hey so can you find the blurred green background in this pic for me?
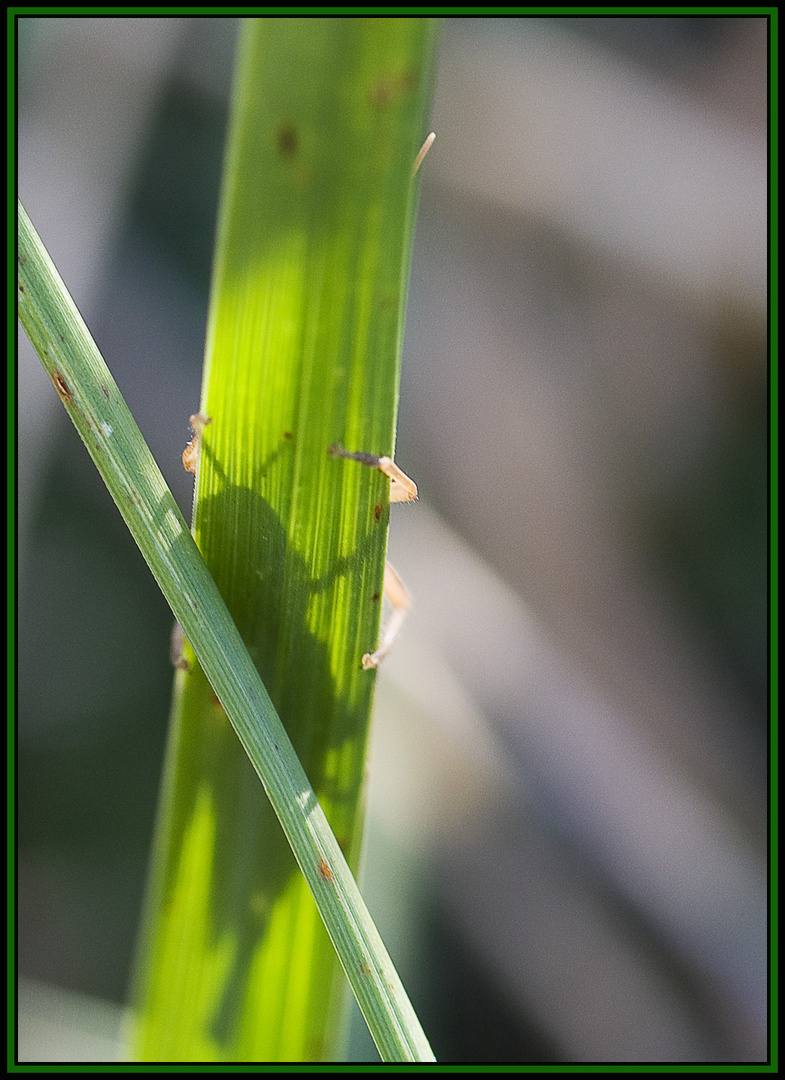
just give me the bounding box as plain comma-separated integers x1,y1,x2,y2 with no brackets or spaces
17,15,768,1064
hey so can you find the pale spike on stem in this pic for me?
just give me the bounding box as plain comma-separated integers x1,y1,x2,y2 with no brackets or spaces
411,131,436,179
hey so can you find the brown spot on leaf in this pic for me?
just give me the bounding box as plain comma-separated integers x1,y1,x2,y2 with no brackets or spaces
277,122,298,159
370,70,418,109
52,372,72,403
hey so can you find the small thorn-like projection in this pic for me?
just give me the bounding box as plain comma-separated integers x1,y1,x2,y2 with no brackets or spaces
329,444,418,667
328,444,418,502
411,131,435,178
361,563,412,670
182,412,211,475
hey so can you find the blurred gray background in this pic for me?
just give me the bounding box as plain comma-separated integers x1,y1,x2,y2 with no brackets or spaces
16,15,769,1064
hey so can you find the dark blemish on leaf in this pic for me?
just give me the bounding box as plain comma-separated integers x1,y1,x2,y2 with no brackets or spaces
359,959,372,976
372,591,380,603
18,283,24,294
369,70,418,109
374,503,383,522
101,385,110,400
277,122,298,159
52,371,72,403
318,859,334,882
283,431,293,440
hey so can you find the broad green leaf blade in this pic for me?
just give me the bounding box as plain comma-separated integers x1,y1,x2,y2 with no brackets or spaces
127,17,438,1062
202,19,435,841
